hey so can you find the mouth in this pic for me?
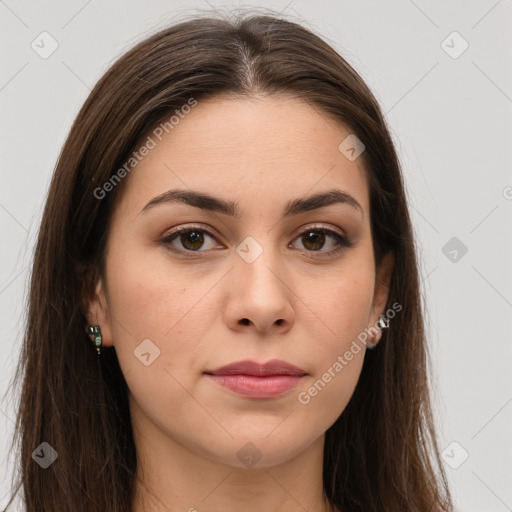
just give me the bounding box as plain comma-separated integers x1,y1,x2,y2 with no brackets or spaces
204,359,307,398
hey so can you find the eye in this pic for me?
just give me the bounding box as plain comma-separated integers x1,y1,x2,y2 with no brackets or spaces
160,224,220,254
160,223,353,258
290,225,353,258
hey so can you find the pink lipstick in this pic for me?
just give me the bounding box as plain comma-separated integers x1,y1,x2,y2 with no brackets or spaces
205,359,306,398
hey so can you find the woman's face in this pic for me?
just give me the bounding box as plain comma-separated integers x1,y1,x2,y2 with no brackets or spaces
88,94,393,469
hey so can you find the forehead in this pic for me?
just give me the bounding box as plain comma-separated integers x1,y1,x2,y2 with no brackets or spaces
116,94,370,218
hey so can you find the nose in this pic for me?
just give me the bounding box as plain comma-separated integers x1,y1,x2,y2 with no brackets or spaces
224,248,295,334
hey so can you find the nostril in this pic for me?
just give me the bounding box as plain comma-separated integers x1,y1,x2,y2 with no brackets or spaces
240,318,250,325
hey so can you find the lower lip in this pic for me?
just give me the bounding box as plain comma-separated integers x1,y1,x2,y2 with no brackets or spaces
206,374,304,398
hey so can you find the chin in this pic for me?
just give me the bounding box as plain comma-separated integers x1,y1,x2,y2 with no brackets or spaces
202,432,314,470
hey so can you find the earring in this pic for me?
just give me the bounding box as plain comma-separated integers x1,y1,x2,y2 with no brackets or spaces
367,314,390,349
377,314,390,329
87,325,102,355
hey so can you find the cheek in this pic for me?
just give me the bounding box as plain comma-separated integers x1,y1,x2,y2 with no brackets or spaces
315,266,375,341
103,239,226,388
297,262,373,415
104,237,206,339
301,350,365,416
296,280,369,424
103,247,216,429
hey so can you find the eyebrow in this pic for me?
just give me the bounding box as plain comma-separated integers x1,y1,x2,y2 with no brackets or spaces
139,188,364,218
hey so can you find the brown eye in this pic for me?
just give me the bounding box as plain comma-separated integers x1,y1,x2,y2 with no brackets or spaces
161,224,353,259
301,231,327,251
178,230,205,251
161,226,219,254
291,227,353,258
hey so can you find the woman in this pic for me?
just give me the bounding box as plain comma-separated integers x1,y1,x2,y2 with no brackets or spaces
5,10,453,512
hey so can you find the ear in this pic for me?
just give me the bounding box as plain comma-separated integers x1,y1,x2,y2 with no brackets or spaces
84,278,113,348
367,251,394,346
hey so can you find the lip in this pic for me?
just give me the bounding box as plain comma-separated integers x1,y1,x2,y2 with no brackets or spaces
204,359,307,398
206,359,307,377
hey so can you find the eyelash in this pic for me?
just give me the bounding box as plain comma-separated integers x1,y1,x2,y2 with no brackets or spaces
159,223,353,259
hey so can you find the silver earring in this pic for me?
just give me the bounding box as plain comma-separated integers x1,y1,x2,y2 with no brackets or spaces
367,315,390,349
87,325,102,355
377,314,390,329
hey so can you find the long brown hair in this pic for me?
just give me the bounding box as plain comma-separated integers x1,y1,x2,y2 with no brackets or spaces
5,9,452,511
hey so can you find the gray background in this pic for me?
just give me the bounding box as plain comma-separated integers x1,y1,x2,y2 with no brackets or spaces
1,1,511,510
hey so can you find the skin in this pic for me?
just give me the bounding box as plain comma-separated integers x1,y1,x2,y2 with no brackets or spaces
86,94,394,512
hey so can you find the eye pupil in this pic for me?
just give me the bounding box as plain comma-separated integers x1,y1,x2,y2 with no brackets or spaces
303,231,325,251
181,230,204,250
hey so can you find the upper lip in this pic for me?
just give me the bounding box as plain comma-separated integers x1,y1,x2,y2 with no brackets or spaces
205,359,307,377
